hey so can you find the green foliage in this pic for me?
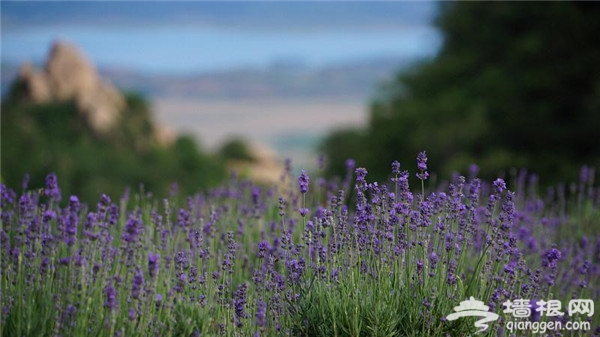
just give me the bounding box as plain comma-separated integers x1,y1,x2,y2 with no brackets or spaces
319,128,367,174
322,2,600,184
0,87,225,203
218,137,256,162
290,267,473,337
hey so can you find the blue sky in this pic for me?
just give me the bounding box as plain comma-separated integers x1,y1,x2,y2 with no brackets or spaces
1,2,442,75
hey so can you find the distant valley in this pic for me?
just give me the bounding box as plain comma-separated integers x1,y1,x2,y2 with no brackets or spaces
3,56,416,100
2,55,416,169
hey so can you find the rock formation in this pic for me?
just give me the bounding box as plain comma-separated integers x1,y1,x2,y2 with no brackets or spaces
18,40,126,134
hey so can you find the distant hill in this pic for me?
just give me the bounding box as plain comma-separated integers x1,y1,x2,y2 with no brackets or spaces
3,56,419,101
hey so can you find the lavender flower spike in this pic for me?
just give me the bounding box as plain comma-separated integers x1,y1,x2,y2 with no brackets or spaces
298,170,309,194
416,151,429,180
148,253,160,278
417,151,428,171
131,269,144,299
355,168,368,182
392,160,401,175
44,172,61,200
104,283,117,310
493,178,507,194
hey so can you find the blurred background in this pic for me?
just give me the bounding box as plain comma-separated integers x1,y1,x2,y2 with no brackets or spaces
2,2,599,202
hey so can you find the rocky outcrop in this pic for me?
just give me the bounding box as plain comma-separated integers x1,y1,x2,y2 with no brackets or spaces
18,40,126,134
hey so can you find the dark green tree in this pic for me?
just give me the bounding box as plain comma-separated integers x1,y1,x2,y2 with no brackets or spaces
218,137,256,162
1,86,226,203
322,2,600,184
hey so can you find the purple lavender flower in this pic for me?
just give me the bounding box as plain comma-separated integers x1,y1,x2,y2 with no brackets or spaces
64,304,77,327
83,212,98,240
252,186,261,205
131,269,144,299
345,159,356,171
392,160,401,175
417,152,428,171
74,249,86,266
256,299,267,328
42,210,56,225
299,208,309,217
177,208,190,228
64,196,80,246
286,259,305,284
469,163,480,178
148,253,159,278
355,168,368,182
44,172,61,201
0,185,16,225
543,248,562,268
104,283,117,310
500,191,515,231
100,193,111,208
0,184,15,205
175,251,189,270
40,257,50,275
257,240,270,258
447,272,457,285
108,204,119,226
429,252,439,267
579,260,591,276
298,170,310,194
155,293,163,309
416,259,424,274
198,294,207,307
58,256,70,265
233,283,248,327
95,194,112,226
493,178,507,194
447,259,457,285
503,261,516,275
122,214,141,243
416,151,429,180
278,197,286,216
128,308,136,321
174,272,187,293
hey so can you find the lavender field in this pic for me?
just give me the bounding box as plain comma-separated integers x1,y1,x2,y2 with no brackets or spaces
1,153,599,336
